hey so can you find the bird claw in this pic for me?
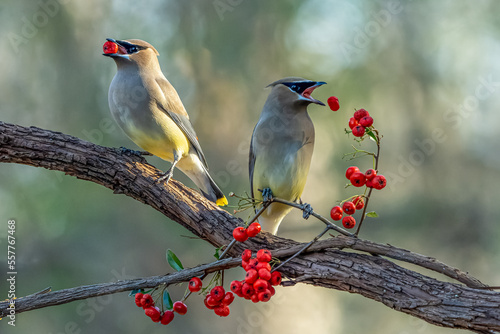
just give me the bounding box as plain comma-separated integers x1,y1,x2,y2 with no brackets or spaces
302,203,313,220
261,188,273,202
119,147,151,157
157,167,174,184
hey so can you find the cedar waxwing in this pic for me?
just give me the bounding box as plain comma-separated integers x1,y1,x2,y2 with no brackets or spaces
103,38,227,206
249,77,326,234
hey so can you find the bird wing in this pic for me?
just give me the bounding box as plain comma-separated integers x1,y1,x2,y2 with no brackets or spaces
249,125,257,201
154,77,209,169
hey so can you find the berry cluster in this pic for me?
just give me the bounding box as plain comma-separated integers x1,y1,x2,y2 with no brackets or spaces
345,166,387,190
230,249,281,303
348,108,374,137
232,222,261,242
330,196,365,229
203,286,235,317
134,292,186,325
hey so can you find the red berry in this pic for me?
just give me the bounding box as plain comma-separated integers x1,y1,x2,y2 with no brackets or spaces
359,116,373,127
258,268,272,281
352,125,366,137
256,249,272,262
269,286,276,296
350,172,366,187
134,292,144,307
222,291,235,306
348,117,358,129
253,279,268,293
353,108,369,120
173,301,187,315
233,227,248,242
345,166,360,180
365,168,377,180
342,201,356,215
214,305,230,317
103,41,118,54
246,222,261,237
327,96,340,111
245,269,258,284
258,289,272,302
206,295,220,307
161,310,175,325
246,258,259,270
330,205,343,221
241,259,249,270
366,179,374,188
372,175,387,190
250,293,259,303
210,286,226,302
256,261,272,272
241,283,255,299
144,307,161,322
188,277,202,292
141,294,154,308
342,216,356,229
353,196,364,210
270,271,282,286
241,249,252,262
230,280,242,295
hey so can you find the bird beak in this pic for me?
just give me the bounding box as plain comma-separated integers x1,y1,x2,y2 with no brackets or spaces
102,38,130,59
301,81,327,106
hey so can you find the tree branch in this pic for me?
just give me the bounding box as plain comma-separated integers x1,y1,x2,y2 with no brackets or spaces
1,121,499,333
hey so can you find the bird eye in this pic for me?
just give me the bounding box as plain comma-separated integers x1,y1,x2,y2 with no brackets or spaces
129,46,138,53
291,85,297,90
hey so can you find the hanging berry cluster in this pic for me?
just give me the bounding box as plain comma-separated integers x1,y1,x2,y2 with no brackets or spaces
230,249,282,303
327,99,387,232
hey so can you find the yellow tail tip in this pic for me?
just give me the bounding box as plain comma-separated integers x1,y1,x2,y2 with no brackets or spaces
216,196,228,206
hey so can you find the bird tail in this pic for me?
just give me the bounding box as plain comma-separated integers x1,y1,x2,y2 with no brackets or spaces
177,155,228,206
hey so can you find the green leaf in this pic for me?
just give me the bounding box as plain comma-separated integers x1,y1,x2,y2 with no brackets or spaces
366,211,379,218
163,289,173,310
166,249,184,271
214,246,223,260
366,128,378,143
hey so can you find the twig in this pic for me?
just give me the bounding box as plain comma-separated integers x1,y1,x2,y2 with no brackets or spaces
270,197,354,237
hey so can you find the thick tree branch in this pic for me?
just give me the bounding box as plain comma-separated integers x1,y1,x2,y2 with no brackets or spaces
0,121,499,333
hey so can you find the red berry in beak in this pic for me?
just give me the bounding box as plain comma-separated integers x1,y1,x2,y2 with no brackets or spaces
103,41,118,54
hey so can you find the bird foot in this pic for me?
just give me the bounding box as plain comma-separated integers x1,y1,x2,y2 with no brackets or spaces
261,188,273,202
157,167,174,184
119,147,151,157
302,203,313,220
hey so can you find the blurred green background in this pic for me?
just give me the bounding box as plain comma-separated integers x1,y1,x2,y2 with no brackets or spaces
1,0,500,333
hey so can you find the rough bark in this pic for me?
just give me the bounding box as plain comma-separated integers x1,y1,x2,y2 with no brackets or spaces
0,121,499,333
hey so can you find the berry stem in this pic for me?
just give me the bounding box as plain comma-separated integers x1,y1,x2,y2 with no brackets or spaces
355,130,381,236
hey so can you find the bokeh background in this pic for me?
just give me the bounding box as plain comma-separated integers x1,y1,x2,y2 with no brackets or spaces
1,0,500,333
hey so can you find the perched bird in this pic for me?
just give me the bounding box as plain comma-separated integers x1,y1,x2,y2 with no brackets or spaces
103,38,227,206
249,77,326,234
